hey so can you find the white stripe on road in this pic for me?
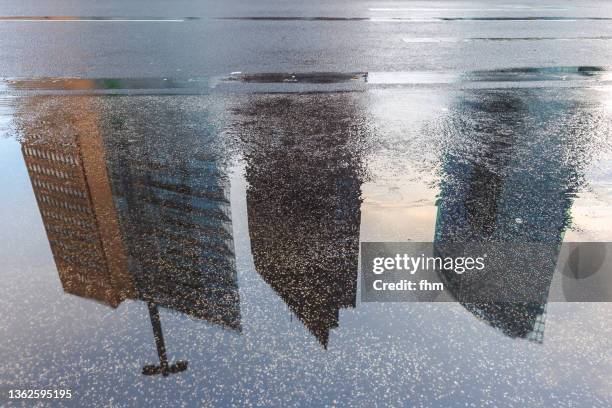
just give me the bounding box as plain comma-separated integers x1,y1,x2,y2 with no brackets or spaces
0,19,184,22
369,8,569,11
402,37,612,43
370,18,578,22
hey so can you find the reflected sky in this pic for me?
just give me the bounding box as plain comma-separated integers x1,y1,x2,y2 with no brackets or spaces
0,86,611,406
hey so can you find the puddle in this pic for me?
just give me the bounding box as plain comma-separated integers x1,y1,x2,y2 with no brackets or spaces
1,88,611,406
2,67,609,94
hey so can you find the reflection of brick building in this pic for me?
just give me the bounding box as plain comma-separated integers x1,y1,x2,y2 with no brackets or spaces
21,100,134,308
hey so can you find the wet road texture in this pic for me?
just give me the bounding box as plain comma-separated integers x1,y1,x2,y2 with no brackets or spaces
1,1,612,407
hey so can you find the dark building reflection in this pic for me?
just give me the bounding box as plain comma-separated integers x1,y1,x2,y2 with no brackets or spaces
103,105,241,331
18,94,241,374
235,95,368,348
433,90,587,342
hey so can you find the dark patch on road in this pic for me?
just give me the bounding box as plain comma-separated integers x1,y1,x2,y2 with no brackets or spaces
227,72,367,84
0,67,609,95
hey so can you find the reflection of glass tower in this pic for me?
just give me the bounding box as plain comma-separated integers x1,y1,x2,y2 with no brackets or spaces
102,102,241,332
237,95,367,348
433,90,585,342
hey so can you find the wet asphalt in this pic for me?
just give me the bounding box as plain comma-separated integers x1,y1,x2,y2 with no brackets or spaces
1,1,612,407
0,0,612,77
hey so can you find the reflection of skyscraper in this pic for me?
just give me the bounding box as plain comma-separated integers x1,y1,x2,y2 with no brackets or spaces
18,95,241,332
433,90,586,342
102,100,241,332
434,97,520,242
236,95,368,347
21,97,135,308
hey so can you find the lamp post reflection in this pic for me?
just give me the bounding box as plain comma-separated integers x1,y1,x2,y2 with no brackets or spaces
142,302,188,377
